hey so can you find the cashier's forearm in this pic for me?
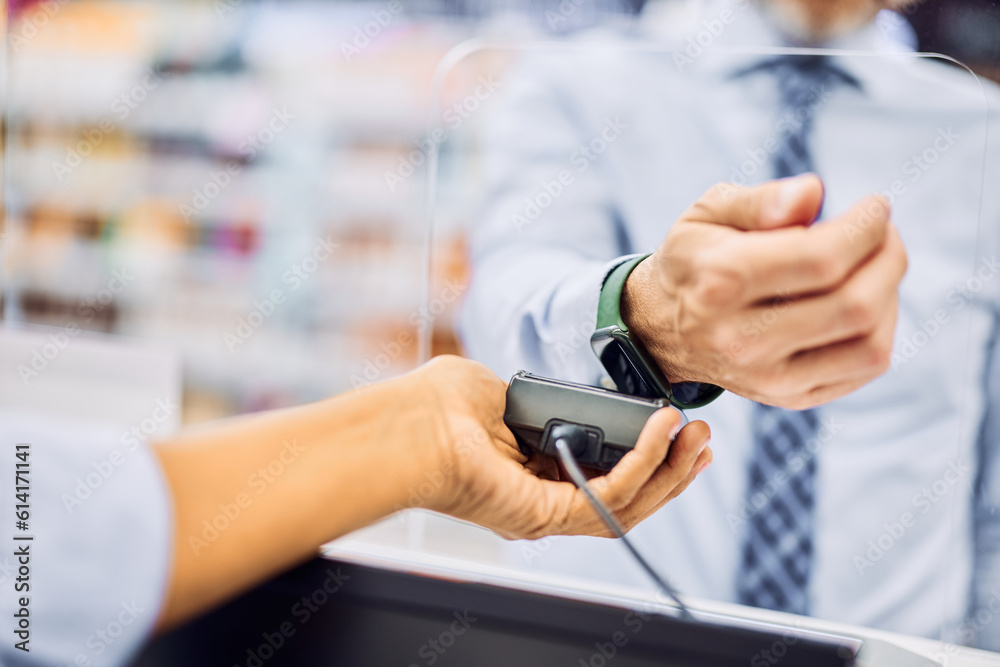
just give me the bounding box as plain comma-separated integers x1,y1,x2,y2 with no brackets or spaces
152,378,440,631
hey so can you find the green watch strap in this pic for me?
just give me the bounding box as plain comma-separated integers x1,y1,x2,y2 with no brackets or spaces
595,253,724,409
596,254,651,331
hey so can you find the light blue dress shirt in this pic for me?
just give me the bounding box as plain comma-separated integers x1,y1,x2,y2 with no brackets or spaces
0,411,171,667
460,0,1000,649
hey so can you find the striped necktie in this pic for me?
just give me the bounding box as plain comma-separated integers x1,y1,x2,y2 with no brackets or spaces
732,55,860,615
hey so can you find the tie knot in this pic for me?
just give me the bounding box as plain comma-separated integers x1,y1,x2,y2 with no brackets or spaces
734,54,863,106
730,55,862,179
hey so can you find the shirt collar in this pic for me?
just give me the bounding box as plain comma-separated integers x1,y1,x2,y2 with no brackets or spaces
635,0,914,84
637,0,911,52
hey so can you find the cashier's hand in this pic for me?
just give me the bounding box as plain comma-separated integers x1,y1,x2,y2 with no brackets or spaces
622,174,908,410
408,356,712,540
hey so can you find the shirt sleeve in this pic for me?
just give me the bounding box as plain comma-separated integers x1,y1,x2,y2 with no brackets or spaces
0,410,173,667
459,54,639,385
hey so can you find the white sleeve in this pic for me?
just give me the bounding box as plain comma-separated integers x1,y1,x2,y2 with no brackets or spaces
460,55,638,385
0,410,172,667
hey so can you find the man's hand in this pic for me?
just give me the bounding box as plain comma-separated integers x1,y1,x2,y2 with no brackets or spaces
410,356,712,539
622,174,908,410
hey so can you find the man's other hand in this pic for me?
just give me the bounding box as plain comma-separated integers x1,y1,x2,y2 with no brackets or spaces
622,174,908,410
413,356,712,540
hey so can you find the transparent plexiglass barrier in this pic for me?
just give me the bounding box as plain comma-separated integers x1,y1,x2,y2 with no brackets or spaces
337,41,1000,653
3,2,997,657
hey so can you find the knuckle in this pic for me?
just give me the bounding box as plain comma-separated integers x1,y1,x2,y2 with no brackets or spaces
756,370,795,401
705,322,736,357
840,291,879,333
691,264,744,309
708,181,738,202
808,250,842,285
685,199,715,223
735,343,767,371
866,336,894,373
689,182,739,220
676,293,707,337
854,199,888,231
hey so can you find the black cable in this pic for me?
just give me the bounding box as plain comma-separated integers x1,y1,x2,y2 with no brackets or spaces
552,430,695,622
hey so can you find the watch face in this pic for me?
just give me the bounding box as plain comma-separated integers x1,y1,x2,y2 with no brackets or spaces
593,329,724,408
672,381,716,406
599,340,661,399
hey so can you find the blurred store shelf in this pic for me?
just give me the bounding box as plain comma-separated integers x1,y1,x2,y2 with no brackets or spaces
3,0,996,426
2,0,495,422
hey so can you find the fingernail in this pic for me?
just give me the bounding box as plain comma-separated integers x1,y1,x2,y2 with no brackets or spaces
696,459,712,475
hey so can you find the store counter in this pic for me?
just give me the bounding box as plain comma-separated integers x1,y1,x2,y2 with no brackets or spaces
132,541,1000,667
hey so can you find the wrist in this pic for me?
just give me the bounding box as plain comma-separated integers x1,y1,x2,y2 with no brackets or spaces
381,364,463,513
620,256,686,383
311,375,449,523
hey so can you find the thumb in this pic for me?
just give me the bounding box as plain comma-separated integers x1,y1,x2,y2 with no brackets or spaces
685,173,824,231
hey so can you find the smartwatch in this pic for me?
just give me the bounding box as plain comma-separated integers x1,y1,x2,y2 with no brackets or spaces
590,254,724,410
